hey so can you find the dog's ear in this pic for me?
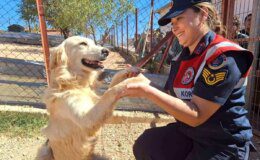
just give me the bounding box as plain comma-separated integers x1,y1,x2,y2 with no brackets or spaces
49,43,77,89
50,43,67,70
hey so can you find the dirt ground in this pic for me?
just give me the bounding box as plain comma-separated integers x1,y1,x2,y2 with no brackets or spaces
0,43,259,160
0,119,155,160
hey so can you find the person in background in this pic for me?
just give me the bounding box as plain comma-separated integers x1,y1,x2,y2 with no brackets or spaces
240,13,252,36
114,0,256,159
232,16,249,49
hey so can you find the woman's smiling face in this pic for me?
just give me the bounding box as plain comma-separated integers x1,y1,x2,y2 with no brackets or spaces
171,8,205,50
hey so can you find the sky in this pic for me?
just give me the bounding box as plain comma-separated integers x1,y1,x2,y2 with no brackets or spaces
0,0,25,31
0,0,253,38
0,0,170,40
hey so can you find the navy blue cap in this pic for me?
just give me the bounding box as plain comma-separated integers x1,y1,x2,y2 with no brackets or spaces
158,0,211,26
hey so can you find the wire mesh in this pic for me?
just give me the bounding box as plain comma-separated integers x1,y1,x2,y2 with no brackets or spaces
0,0,259,133
0,0,47,106
229,0,260,134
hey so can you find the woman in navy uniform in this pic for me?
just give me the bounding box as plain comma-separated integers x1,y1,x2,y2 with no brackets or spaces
115,0,255,159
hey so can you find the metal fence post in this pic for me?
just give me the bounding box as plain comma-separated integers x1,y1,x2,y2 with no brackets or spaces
221,0,235,38
116,24,118,47
150,0,154,51
221,0,228,26
135,8,138,49
36,0,50,85
126,15,129,55
121,21,123,52
113,25,116,47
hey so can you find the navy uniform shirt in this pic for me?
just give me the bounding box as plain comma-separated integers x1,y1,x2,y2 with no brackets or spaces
165,31,253,148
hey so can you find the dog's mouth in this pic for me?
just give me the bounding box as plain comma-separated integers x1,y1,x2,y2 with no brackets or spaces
81,59,104,69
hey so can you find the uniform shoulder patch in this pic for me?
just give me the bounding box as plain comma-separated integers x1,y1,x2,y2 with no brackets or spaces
208,54,227,70
202,68,227,86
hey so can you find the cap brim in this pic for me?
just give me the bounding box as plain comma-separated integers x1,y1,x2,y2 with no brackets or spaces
158,9,185,26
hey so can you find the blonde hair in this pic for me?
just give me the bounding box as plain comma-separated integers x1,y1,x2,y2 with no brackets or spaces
192,2,226,37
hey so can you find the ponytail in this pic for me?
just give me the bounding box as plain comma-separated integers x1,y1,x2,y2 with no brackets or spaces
192,2,226,37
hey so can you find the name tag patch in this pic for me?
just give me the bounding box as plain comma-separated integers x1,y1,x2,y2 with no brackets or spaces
174,88,193,99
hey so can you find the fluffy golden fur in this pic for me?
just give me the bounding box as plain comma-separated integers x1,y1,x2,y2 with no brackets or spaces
36,36,148,160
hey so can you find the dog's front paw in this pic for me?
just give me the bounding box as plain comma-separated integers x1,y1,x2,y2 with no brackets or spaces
108,81,127,96
109,70,128,87
110,67,146,88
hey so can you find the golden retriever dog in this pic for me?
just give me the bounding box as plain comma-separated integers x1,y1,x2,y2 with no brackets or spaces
36,36,149,160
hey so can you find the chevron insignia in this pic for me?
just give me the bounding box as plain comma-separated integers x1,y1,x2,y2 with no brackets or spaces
202,68,227,85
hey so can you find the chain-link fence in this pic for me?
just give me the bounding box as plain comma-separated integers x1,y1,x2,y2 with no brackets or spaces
0,0,171,106
0,0,46,106
224,0,260,135
0,0,259,133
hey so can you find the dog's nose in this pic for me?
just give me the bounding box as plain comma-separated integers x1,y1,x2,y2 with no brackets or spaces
101,49,109,58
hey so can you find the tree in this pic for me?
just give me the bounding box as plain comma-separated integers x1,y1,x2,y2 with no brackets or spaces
18,0,134,40
18,0,38,32
44,0,134,40
84,0,135,43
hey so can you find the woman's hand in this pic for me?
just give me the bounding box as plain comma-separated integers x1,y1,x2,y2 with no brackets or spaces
116,72,152,99
117,82,151,99
110,64,147,87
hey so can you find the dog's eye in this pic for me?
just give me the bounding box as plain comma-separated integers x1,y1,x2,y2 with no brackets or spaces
80,42,88,46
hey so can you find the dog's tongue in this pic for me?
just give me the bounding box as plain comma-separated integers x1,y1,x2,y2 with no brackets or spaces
82,59,104,68
84,59,98,64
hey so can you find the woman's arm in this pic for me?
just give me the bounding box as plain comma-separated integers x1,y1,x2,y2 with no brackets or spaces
119,83,220,127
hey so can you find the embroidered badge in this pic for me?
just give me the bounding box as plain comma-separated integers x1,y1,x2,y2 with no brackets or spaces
208,54,227,70
202,68,227,85
181,67,195,85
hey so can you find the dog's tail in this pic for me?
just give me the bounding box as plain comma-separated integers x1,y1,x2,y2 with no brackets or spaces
35,139,54,160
